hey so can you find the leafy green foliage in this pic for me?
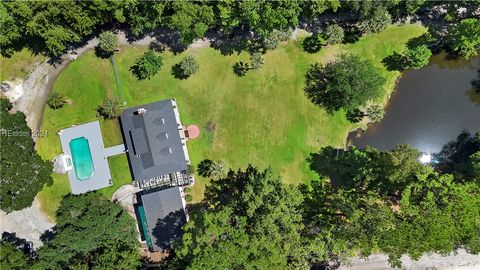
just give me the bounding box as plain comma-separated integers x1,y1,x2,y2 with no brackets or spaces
184,194,193,202
98,31,118,55
323,24,344,44
47,92,67,109
35,193,140,269
97,98,122,119
174,166,326,269
0,99,53,212
434,131,480,182
306,144,480,267
130,50,163,80
172,56,199,79
0,243,29,270
359,6,392,34
448,18,480,59
304,54,386,114
302,33,325,53
167,1,214,45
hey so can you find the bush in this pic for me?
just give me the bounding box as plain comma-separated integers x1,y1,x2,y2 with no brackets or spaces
98,31,118,55
324,24,345,44
184,187,192,193
304,54,386,114
172,56,199,79
130,50,163,80
185,194,193,202
302,33,325,53
47,92,67,109
97,98,122,119
383,45,432,71
250,52,264,70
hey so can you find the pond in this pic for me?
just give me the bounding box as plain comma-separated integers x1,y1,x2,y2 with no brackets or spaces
347,52,480,154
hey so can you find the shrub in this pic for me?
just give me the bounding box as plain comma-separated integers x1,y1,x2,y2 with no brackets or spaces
324,24,345,44
250,52,264,70
185,194,193,202
184,187,192,193
130,50,163,80
47,92,67,109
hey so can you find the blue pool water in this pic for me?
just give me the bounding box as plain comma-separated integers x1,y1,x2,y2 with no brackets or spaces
69,137,95,180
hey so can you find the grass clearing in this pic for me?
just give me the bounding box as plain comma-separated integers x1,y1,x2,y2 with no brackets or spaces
36,24,426,218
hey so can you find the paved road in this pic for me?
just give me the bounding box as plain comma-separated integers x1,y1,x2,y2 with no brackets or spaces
339,249,480,270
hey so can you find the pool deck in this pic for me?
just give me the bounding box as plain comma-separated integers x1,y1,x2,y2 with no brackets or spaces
59,121,126,194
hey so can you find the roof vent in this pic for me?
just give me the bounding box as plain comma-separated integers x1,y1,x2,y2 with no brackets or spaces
137,108,147,114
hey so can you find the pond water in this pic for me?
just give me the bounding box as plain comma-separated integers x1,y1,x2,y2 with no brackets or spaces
347,52,480,154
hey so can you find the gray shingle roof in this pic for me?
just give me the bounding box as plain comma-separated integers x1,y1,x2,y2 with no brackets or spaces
120,99,188,182
140,187,187,251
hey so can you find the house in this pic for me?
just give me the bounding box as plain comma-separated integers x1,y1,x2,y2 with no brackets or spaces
120,99,198,252
120,99,194,190
135,187,188,251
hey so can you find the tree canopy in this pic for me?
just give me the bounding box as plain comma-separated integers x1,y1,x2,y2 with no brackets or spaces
0,99,53,212
130,49,163,80
304,54,386,114
173,166,325,269
0,243,29,270
34,193,140,269
448,18,480,59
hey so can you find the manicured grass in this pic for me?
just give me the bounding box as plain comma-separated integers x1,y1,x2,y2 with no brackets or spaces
36,24,426,218
99,154,133,198
0,49,45,81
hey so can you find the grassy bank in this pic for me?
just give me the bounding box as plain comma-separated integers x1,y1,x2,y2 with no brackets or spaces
36,24,426,219
0,49,45,81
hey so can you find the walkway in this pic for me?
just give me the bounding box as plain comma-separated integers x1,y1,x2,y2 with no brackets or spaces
104,144,126,157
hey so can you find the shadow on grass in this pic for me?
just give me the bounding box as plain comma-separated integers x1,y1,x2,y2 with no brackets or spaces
171,64,189,80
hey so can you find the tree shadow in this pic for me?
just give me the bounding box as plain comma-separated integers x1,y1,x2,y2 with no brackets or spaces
343,25,362,44
150,27,187,54
171,64,188,80
94,46,113,59
1,231,27,250
382,52,404,71
233,61,250,77
151,210,187,250
39,228,57,243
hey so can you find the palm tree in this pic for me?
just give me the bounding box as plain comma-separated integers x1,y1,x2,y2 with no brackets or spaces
210,160,228,179
97,98,122,119
47,92,67,109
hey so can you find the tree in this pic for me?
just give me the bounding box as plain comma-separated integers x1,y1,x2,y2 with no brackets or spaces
0,243,29,270
130,50,163,80
366,104,385,121
400,45,432,69
197,159,214,177
302,33,325,53
173,166,326,269
0,99,53,212
323,24,344,45
97,98,122,119
250,52,264,70
98,31,118,55
209,160,228,179
167,1,214,45
304,54,386,114
47,92,67,109
359,6,392,34
34,193,140,269
448,18,480,59
172,56,199,79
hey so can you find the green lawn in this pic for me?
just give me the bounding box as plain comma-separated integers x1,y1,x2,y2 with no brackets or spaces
0,49,45,81
36,24,426,219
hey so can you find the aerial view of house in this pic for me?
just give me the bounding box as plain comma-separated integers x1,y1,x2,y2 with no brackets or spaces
1,1,479,269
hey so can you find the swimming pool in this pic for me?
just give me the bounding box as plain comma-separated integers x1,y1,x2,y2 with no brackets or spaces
69,137,95,180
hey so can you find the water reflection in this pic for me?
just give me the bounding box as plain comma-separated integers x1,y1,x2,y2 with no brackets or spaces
348,53,480,153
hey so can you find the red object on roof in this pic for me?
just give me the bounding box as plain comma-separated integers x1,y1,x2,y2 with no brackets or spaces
185,125,200,139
